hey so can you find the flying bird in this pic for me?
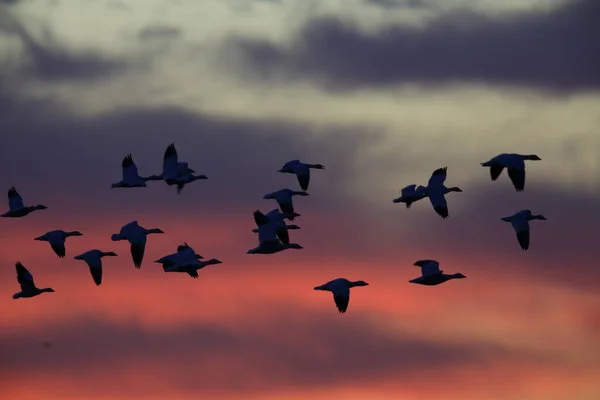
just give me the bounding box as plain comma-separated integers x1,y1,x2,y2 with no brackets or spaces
481,153,541,192
278,160,325,191
162,252,223,279
501,209,547,250
160,143,195,185
247,210,303,254
263,189,309,220
392,184,427,208
73,250,118,286
155,242,203,268
12,262,55,299
409,260,466,286
111,154,162,188
1,186,47,218
111,221,164,268
34,230,83,258
250,209,300,244
313,278,369,314
422,167,462,219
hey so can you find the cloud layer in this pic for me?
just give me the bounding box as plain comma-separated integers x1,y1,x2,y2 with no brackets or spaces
225,0,600,92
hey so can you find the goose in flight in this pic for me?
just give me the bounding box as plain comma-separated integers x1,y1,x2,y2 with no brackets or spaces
162,250,223,279
161,143,195,185
175,173,208,194
501,209,546,250
12,262,55,299
314,278,369,314
409,260,466,286
111,154,162,188
34,230,83,258
74,250,118,286
111,221,164,268
278,160,325,191
422,167,462,219
481,153,541,192
250,209,300,244
393,184,427,208
263,189,308,220
1,187,47,218
155,242,203,268
248,210,303,254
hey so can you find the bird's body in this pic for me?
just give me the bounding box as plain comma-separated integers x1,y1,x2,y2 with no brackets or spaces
1,187,47,218
409,260,466,286
393,184,428,208
501,209,547,250
12,262,55,299
278,160,325,191
111,221,164,268
248,210,303,254
34,230,83,258
73,250,118,286
481,153,541,191
314,278,369,313
111,154,161,188
175,173,208,194
164,257,223,279
155,243,203,268
422,167,462,219
263,189,308,221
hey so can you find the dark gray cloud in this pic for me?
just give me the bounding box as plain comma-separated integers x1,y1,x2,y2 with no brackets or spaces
384,181,600,291
0,88,374,217
0,12,127,82
0,308,562,397
138,25,182,42
223,0,600,92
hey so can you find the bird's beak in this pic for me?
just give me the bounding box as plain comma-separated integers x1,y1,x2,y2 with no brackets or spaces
34,236,43,241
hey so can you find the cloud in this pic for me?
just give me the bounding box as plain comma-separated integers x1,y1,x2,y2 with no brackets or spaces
0,77,376,226
0,308,562,397
223,0,600,93
138,25,182,42
0,12,128,82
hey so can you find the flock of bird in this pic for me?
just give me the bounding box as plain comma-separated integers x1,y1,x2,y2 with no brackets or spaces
4,144,543,313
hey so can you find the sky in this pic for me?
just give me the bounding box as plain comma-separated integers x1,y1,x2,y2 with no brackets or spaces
0,0,599,399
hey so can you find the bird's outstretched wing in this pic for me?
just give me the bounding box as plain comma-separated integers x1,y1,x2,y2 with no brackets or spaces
8,187,25,210
122,154,140,181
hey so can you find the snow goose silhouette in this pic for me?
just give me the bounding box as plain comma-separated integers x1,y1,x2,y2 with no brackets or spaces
34,230,83,258
278,160,325,191
263,189,308,221
112,154,161,188
162,248,223,279
250,209,300,244
422,167,462,219
481,153,541,192
393,184,427,208
247,210,303,254
12,262,55,299
161,143,195,185
501,209,546,250
111,221,164,268
314,278,369,313
409,260,466,286
155,242,203,268
1,187,47,218
74,250,118,286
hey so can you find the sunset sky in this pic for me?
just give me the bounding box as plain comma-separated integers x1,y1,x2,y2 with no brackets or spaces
1,0,599,399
